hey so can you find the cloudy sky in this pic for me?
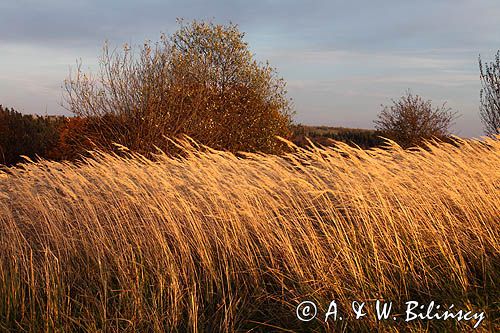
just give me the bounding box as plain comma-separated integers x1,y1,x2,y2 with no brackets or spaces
1,0,499,137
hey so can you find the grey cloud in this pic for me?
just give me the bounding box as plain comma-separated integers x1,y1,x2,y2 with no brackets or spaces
2,0,499,52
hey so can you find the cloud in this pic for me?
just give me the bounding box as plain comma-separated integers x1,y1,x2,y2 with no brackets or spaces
2,0,499,51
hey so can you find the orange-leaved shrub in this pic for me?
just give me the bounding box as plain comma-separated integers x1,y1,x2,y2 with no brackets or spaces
63,20,294,157
46,117,95,161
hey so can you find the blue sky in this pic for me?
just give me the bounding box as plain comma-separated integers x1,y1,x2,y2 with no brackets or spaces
1,0,499,137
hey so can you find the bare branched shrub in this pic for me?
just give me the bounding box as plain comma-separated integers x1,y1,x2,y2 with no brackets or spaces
374,91,457,148
64,20,294,156
479,51,500,136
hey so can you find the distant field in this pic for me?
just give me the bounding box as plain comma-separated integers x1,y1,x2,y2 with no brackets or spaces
295,124,376,135
292,124,385,149
0,137,499,332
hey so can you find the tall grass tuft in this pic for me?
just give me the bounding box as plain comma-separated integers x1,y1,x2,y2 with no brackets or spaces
0,137,499,332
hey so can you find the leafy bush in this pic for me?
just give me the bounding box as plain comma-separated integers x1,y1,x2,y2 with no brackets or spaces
64,20,294,156
46,116,97,161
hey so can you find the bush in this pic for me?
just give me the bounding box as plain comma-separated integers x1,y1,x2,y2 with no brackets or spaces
374,91,457,148
46,117,97,161
64,20,294,156
479,51,500,136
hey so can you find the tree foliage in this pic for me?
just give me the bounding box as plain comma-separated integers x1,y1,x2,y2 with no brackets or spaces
45,117,96,161
479,51,500,136
64,20,294,155
374,91,457,148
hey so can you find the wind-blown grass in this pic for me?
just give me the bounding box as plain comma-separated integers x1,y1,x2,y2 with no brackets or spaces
0,137,498,332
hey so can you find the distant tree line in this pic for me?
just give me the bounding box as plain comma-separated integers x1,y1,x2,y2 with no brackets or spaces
0,106,64,165
291,125,385,149
0,106,389,166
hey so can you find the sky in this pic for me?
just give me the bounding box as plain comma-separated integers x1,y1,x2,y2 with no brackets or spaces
1,0,500,137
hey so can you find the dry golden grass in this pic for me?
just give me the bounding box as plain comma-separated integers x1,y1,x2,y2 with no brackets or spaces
0,137,499,332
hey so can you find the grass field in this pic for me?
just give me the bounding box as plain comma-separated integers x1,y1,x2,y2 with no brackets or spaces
0,137,499,332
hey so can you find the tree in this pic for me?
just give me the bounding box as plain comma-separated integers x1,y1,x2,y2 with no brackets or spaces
374,91,457,148
64,20,294,155
479,51,500,136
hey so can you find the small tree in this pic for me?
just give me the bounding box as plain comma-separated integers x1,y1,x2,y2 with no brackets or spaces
479,51,500,136
374,91,457,148
64,20,294,155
